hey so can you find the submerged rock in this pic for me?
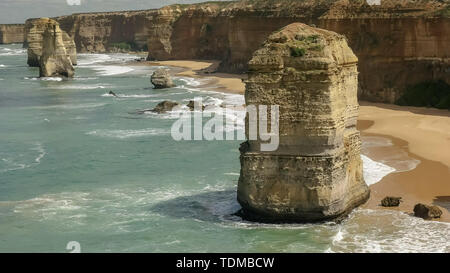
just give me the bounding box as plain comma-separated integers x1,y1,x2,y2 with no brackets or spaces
151,100,180,113
237,23,370,223
381,196,402,207
151,68,175,89
413,203,442,219
38,19,74,78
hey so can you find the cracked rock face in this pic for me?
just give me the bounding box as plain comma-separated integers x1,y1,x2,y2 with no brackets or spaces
25,18,77,67
35,18,74,78
237,23,370,223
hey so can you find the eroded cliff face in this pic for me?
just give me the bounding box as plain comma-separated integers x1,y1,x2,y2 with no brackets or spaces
144,0,450,104
0,24,25,44
19,0,449,104
25,18,77,67
55,10,159,53
38,19,74,78
237,23,369,222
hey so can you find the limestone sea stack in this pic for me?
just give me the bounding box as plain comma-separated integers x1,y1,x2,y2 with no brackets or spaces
151,68,175,89
237,23,370,223
25,18,77,67
35,19,74,78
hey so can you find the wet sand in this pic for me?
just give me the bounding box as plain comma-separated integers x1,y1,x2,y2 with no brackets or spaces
358,122,450,222
142,59,450,222
136,59,246,94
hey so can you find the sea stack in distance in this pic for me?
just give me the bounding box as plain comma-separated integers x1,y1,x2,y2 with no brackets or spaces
25,18,76,77
237,23,370,223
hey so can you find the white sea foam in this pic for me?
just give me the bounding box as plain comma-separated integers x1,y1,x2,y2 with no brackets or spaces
177,77,205,87
102,93,158,98
361,155,396,185
361,135,420,173
31,143,46,163
86,128,169,139
89,65,134,76
0,48,26,56
46,84,109,90
78,53,138,66
5,182,448,252
0,142,46,173
224,172,240,176
42,77,63,81
27,103,106,110
24,76,64,81
77,54,112,66
329,209,450,253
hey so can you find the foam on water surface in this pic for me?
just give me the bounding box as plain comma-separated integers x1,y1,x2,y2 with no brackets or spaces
0,47,443,253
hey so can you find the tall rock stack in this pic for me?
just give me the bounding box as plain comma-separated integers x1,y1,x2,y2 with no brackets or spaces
237,23,370,223
39,19,74,78
25,18,77,68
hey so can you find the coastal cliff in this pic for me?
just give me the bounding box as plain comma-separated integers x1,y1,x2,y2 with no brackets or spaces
18,0,449,105
141,0,450,104
238,23,369,222
0,24,24,44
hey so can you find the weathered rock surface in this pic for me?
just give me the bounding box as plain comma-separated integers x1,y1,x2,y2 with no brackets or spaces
25,18,77,67
0,24,24,44
413,203,443,219
237,23,370,223
381,196,402,207
37,0,449,107
151,100,179,113
151,68,175,89
35,18,74,78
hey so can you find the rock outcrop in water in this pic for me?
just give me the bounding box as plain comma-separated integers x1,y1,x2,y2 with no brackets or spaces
25,18,76,67
0,24,24,44
237,23,370,223
151,68,175,89
31,18,74,78
151,100,180,113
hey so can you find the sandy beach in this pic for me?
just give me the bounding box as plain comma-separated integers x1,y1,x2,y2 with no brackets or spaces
144,60,246,94
143,59,450,222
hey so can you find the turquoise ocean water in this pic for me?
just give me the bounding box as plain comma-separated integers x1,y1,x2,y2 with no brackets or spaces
0,44,448,253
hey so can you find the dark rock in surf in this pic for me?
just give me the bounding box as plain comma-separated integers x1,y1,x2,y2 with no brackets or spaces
151,100,180,113
413,203,442,219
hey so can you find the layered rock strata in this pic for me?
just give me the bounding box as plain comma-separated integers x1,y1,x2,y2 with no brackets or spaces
0,24,25,44
36,18,74,77
25,18,76,67
30,0,449,105
237,23,370,223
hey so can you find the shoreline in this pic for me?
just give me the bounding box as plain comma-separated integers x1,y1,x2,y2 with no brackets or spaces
139,59,450,222
133,59,246,94
358,124,450,222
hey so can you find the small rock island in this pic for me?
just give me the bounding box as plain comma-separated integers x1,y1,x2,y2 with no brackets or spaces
237,23,370,223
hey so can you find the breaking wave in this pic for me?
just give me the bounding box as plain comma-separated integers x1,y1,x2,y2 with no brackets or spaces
86,128,169,139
